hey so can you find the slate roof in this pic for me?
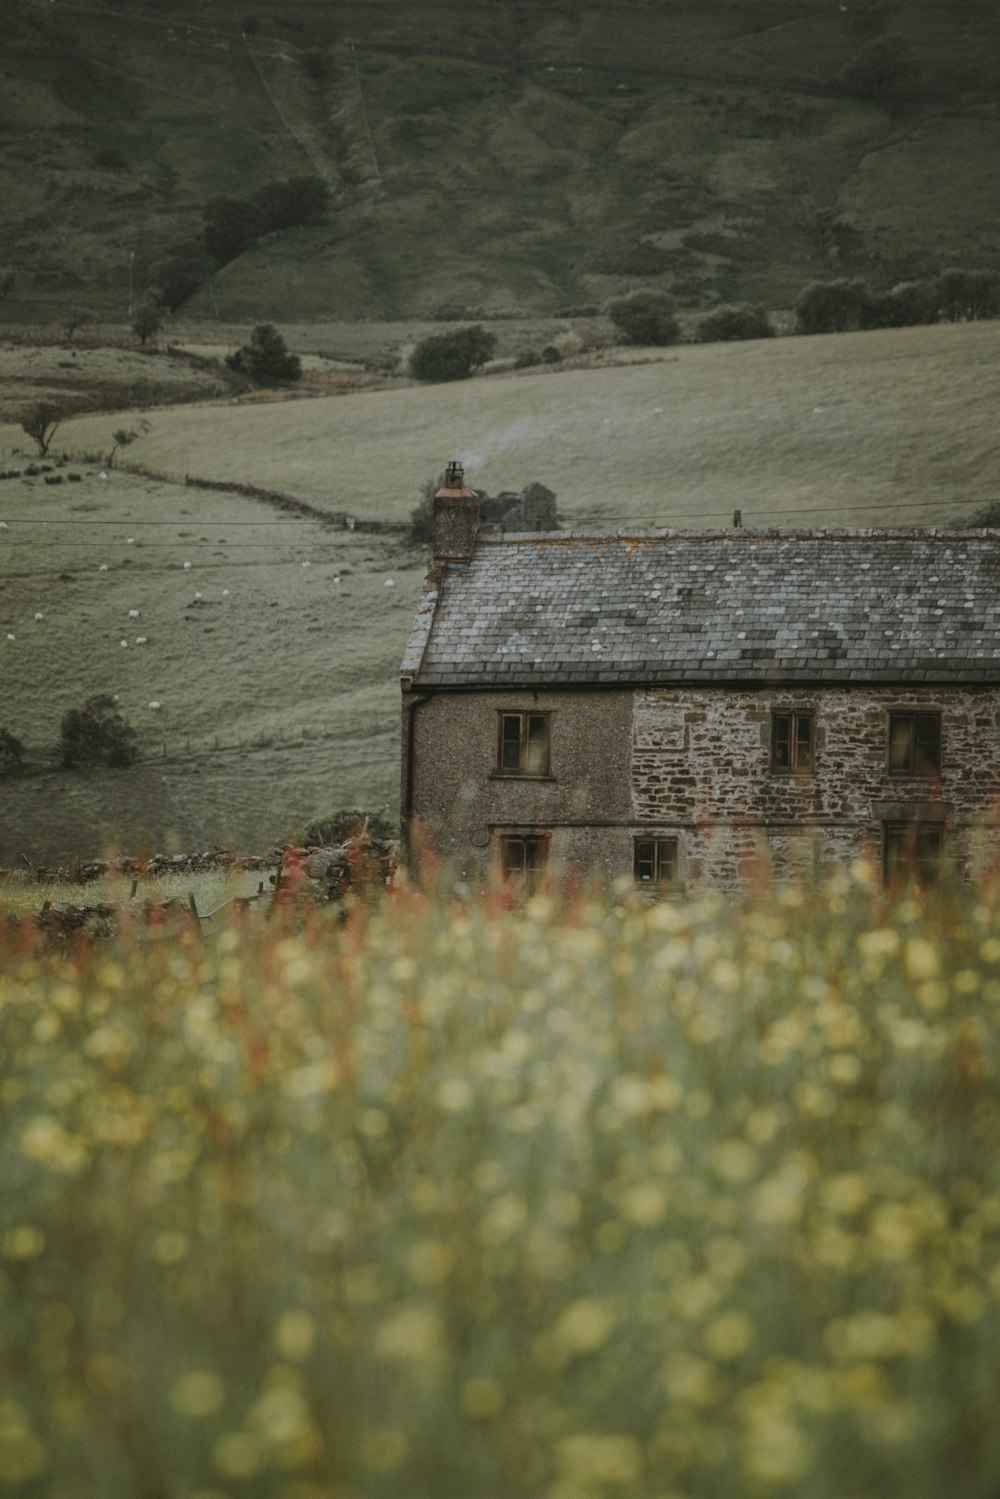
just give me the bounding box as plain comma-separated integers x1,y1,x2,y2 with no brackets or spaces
401,529,1000,688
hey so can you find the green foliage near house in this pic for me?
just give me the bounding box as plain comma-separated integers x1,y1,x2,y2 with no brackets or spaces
59,695,138,770
409,325,498,383
606,290,680,347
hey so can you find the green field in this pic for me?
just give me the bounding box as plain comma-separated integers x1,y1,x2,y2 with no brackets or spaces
0,468,417,864
40,320,1000,528
2,319,998,863
2,878,999,1495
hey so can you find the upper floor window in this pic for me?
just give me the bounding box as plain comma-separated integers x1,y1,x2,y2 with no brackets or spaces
634,836,679,886
496,711,551,776
500,834,549,892
888,711,941,775
771,710,813,773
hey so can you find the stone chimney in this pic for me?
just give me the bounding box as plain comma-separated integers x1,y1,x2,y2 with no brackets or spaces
433,460,480,563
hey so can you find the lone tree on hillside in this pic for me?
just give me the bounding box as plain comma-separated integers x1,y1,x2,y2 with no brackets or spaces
131,289,166,347
20,401,65,458
60,695,138,769
409,325,498,382
107,418,151,468
225,324,302,384
63,305,97,341
606,289,680,346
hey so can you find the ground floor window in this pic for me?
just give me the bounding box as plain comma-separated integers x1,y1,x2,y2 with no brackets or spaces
499,834,549,892
883,822,944,886
634,836,679,886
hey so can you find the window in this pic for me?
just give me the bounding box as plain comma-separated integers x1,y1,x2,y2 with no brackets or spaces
883,823,944,886
499,834,549,892
888,712,941,775
634,836,679,886
771,710,814,773
496,711,550,776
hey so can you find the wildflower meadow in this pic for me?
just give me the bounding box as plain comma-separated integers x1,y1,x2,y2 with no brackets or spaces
1,867,999,1498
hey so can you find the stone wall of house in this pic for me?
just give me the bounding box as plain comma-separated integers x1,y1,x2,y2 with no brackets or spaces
632,685,1000,885
407,684,1000,888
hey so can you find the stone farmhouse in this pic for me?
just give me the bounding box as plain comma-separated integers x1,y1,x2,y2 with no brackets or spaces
400,464,1000,890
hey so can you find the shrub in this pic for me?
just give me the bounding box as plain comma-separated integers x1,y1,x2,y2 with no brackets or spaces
695,303,775,343
59,695,137,769
794,278,870,334
606,289,680,346
860,279,940,329
541,344,562,364
514,348,542,369
225,324,302,384
552,329,585,360
299,809,398,845
409,325,498,382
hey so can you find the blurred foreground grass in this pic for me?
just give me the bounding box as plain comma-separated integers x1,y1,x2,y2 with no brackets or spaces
1,869,999,1498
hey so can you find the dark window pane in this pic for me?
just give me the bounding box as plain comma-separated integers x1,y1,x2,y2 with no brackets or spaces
525,714,548,774
773,713,791,770
915,714,941,773
656,839,678,882
795,715,813,771
500,715,522,770
635,840,655,881
502,838,525,879
889,715,914,772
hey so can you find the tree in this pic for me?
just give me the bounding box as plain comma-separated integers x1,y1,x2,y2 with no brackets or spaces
225,324,302,384
695,303,775,343
606,289,680,346
860,278,940,329
936,268,1000,323
838,32,916,99
107,418,151,468
131,289,165,347
409,325,498,382
202,196,267,266
0,728,25,778
152,241,216,311
409,474,441,543
64,305,97,341
20,401,64,457
60,695,137,769
794,278,870,334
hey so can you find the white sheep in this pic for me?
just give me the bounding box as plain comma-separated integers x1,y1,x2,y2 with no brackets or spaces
34,612,44,621
183,561,192,570
99,563,108,572
128,609,140,618
149,701,161,710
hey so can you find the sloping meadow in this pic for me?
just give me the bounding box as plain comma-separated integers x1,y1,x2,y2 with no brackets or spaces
1,870,999,1496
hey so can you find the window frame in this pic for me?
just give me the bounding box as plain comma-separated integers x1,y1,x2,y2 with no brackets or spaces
494,709,552,777
887,710,942,777
883,822,945,887
498,833,550,892
770,709,815,774
633,835,679,887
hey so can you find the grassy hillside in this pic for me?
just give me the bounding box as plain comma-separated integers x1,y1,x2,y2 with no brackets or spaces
37,321,1000,529
2,320,998,862
2,0,999,322
0,469,416,863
